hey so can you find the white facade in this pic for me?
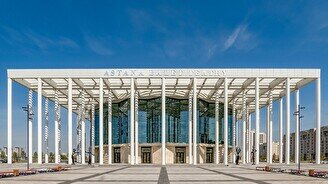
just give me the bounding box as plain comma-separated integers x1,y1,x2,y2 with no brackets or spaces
6,68,322,165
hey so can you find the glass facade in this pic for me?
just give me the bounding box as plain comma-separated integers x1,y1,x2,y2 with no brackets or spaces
139,98,162,143
198,99,216,144
136,97,189,144
165,98,188,143
111,100,130,144
95,100,130,146
197,99,233,145
95,97,232,146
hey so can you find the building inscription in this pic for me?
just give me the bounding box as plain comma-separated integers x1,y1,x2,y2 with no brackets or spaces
104,69,226,77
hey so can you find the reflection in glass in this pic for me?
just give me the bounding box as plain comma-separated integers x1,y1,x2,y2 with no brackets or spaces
139,98,162,143
198,99,233,145
166,98,188,143
95,97,232,146
95,100,130,146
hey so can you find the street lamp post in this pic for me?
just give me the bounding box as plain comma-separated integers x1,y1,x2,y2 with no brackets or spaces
22,105,33,171
293,104,305,172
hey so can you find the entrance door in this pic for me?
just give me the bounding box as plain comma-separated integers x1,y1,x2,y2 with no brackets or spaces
113,147,121,163
141,147,152,163
175,147,186,164
206,147,214,163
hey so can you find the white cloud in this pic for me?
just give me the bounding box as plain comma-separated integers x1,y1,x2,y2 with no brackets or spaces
221,24,258,52
84,35,114,56
25,32,79,50
223,25,246,51
128,8,167,33
0,26,79,53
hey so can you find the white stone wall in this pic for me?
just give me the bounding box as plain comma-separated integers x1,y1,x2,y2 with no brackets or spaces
98,144,232,164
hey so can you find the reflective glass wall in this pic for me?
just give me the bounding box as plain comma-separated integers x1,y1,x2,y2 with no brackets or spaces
197,99,233,145
138,98,162,143
198,100,216,144
95,97,232,146
111,100,130,144
95,100,130,146
138,97,189,143
165,98,188,143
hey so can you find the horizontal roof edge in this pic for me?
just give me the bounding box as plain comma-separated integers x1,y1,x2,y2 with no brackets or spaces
7,68,321,79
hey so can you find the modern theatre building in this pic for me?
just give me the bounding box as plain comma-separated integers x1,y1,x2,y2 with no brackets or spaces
6,68,322,165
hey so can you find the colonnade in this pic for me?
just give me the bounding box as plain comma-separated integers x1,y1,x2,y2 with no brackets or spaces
6,77,321,165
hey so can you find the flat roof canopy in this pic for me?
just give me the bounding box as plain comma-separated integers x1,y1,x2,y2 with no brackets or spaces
8,68,320,116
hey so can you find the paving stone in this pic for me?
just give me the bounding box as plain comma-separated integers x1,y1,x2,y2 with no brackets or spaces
0,163,327,184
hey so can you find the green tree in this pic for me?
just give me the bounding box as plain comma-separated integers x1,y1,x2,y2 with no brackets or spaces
321,152,326,161
13,152,18,162
49,152,54,163
33,152,38,162
61,154,68,161
272,153,277,162
290,154,295,162
21,150,26,161
259,155,266,162
0,151,6,160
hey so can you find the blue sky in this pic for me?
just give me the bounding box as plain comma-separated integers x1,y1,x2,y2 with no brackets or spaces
0,0,328,153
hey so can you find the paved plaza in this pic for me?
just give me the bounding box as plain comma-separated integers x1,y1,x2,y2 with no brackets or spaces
0,164,327,184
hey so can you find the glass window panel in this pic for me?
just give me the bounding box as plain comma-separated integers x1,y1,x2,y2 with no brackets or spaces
95,97,232,147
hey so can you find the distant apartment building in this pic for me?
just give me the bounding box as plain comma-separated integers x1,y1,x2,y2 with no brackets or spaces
249,131,267,150
259,142,280,160
272,142,280,160
322,126,328,159
13,147,23,158
284,125,328,161
3,147,7,156
260,133,267,145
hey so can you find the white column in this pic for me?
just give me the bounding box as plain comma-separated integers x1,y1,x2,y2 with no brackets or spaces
279,98,283,164
108,91,112,164
54,90,59,164
45,99,49,164
81,92,86,164
215,92,220,164
58,102,62,163
130,78,135,165
77,105,82,163
236,113,239,148
188,92,193,164
235,118,238,148
285,78,290,164
193,78,197,165
161,78,166,165
134,91,138,164
269,92,273,164
224,78,228,165
248,113,252,163
7,78,12,164
266,105,269,163
58,100,62,163
255,77,260,165
91,100,95,164
295,89,299,164
28,89,33,164
246,110,249,163
99,78,104,165
242,91,246,164
37,78,42,164
232,100,236,164
316,78,321,164
68,78,73,165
